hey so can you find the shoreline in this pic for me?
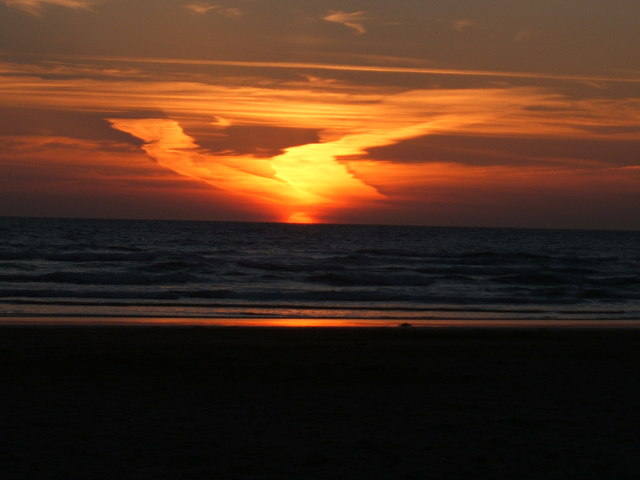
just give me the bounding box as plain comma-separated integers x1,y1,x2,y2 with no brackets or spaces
2,315,640,329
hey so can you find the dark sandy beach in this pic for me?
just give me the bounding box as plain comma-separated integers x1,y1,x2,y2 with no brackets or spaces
2,325,640,479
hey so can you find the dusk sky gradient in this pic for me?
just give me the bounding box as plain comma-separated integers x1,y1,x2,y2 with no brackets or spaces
1,0,639,228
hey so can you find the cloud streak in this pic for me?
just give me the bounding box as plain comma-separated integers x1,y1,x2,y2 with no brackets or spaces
323,10,369,35
2,61,639,143
184,2,243,18
42,54,640,84
2,0,95,15
451,19,476,32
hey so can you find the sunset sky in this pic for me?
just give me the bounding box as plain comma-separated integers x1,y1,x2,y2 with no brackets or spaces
1,0,639,229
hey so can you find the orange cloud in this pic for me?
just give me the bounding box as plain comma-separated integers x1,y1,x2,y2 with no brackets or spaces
2,0,95,15
3,62,638,142
451,19,476,32
323,10,369,35
2,57,639,225
184,2,243,18
108,118,387,222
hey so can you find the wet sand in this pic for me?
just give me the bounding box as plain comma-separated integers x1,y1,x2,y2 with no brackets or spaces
2,325,640,479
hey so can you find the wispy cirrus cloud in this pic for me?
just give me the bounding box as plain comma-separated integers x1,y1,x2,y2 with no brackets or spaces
437,18,479,32
41,53,640,85
2,0,95,15
3,60,639,143
451,19,476,32
323,10,369,35
184,2,243,18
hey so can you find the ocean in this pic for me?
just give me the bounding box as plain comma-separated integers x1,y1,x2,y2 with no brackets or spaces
1,216,639,325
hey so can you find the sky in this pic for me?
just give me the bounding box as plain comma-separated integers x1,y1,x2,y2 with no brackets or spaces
1,0,639,229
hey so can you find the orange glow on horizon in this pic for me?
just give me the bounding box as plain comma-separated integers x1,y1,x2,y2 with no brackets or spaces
108,118,390,222
2,56,639,228
287,212,316,224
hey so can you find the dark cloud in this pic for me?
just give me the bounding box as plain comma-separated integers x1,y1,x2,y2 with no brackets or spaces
577,125,640,135
0,107,148,148
182,123,320,158
364,134,640,167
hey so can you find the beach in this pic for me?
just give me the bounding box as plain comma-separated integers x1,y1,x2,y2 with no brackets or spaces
2,324,640,479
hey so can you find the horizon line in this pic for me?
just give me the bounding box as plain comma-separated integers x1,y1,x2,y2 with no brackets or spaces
1,214,638,233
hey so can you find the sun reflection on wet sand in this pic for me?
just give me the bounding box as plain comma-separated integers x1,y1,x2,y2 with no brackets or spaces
2,317,640,328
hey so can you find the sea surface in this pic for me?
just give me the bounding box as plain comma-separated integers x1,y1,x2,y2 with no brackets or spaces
1,216,639,324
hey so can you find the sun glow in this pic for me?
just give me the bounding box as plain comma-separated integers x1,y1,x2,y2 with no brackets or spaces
287,212,316,224
108,118,391,223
